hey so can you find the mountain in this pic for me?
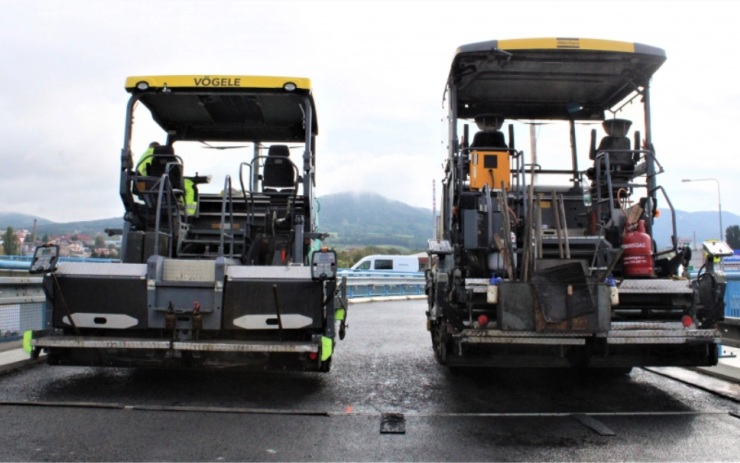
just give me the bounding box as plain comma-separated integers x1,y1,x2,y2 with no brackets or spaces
0,213,123,238
34,217,124,237
0,192,435,248
0,213,55,229
653,210,740,249
318,192,434,249
0,194,736,251
314,193,740,251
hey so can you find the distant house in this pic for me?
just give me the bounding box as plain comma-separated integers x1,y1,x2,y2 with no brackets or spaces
15,229,28,244
67,242,85,257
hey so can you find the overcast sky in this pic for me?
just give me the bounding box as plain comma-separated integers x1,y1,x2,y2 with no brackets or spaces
1,0,739,224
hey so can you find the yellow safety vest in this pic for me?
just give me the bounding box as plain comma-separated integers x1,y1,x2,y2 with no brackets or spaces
183,178,197,216
137,148,155,175
137,148,195,216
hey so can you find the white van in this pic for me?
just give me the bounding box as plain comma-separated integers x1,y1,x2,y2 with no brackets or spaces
350,255,420,273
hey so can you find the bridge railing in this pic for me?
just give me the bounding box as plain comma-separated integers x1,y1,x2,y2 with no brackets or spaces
0,255,120,270
0,256,120,344
337,270,426,299
0,273,45,344
724,272,740,319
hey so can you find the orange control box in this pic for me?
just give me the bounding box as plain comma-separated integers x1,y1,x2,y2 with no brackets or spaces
469,150,510,190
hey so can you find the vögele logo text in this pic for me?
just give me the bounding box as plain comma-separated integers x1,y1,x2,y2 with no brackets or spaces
193,77,241,87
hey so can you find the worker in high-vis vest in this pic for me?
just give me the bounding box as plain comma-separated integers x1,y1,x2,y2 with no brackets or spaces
336,299,348,340
136,141,197,217
136,141,160,175
183,178,197,216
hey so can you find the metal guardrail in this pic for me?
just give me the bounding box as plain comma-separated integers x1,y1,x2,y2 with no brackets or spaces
0,255,121,340
0,273,45,343
725,271,740,318
337,270,426,299
718,271,740,348
0,255,120,270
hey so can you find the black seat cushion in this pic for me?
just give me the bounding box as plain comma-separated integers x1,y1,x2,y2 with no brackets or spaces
471,131,507,149
263,145,295,190
146,145,183,190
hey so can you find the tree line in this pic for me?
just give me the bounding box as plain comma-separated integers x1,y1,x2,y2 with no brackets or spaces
2,226,20,255
3,224,739,259
726,225,740,250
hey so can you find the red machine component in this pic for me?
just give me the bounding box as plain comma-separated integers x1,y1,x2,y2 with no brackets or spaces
622,220,655,277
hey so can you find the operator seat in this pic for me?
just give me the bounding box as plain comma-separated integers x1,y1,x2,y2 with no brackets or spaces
262,144,296,192
248,145,297,264
145,145,184,190
468,115,511,190
470,130,508,149
135,145,186,217
470,114,508,149
590,118,635,180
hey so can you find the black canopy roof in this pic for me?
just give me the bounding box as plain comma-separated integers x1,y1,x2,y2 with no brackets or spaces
448,38,666,121
126,75,317,143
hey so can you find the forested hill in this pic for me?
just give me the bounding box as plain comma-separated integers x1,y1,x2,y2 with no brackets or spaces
0,193,436,249
317,192,433,249
0,213,122,237
1,196,737,251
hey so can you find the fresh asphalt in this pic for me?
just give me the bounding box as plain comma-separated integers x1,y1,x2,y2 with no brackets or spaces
0,298,739,461
3,296,740,384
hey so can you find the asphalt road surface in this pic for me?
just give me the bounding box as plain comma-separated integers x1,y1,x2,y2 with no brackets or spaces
1,299,739,461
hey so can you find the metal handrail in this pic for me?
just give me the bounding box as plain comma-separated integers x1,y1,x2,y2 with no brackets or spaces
218,175,236,258
592,150,650,224
153,172,184,258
